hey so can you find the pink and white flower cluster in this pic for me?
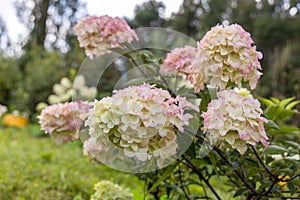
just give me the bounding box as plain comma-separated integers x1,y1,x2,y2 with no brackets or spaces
160,45,197,82
193,24,263,92
84,84,198,162
38,101,91,145
74,15,138,59
201,90,268,154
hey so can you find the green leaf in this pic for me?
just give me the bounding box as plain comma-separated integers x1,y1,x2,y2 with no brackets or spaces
122,77,149,87
247,167,263,177
143,64,158,75
279,97,295,108
231,161,239,170
270,97,280,104
265,145,287,154
259,98,274,107
277,109,297,121
280,126,299,133
244,158,259,168
147,162,180,194
73,196,82,200
130,189,144,200
283,140,300,148
233,188,247,197
265,155,275,164
282,158,300,169
286,100,300,110
264,105,279,119
287,182,296,194
199,88,211,112
184,142,196,158
264,120,280,130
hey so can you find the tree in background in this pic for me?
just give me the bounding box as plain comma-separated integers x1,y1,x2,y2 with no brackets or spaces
0,17,11,52
126,0,166,28
0,0,299,119
166,0,300,99
14,0,87,52
166,0,227,39
4,0,87,117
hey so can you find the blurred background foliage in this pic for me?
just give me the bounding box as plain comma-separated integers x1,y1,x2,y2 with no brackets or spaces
0,0,299,123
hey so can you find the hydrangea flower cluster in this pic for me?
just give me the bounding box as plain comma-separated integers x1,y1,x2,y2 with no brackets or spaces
38,101,91,145
48,75,97,104
84,84,198,162
48,77,73,104
160,45,197,82
74,15,138,59
73,75,97,100
193,24,263,92
90,180,133,200
201,90,268,154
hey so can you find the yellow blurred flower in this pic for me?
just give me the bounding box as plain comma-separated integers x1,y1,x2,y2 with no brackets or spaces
278,175,290,187
2,114,28,127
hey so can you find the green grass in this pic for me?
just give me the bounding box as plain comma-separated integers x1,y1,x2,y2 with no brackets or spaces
0,125,143,200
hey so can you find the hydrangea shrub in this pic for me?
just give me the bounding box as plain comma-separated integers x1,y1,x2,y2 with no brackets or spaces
37,15,300,199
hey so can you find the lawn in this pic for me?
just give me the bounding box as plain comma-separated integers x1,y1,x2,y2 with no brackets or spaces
0,125,242,200
0,125,143,200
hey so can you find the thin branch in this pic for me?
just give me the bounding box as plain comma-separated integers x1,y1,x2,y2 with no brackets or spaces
288,173,300,182
159,74,171,89
251,146,277,180
183,156,222,200
262,179,277,197
123,53,149,78
193,134,259,195
266,196,300,199
279,190,300,193
174,72,179,93
218,167,241,188
178,166,192,200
